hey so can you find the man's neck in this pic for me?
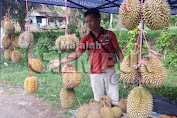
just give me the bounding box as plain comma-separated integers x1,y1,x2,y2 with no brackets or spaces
92,26,102,38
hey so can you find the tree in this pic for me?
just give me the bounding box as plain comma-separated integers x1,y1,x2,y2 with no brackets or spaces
2,0,38,31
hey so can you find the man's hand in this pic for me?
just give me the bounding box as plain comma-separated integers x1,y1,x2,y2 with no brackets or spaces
50,59,61,68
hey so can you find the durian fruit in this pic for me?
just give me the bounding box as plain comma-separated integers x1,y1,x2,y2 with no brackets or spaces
99,95,112,108
119,0,141,30
62,71,81,88
2,35,11,49
4,49,12,61
141,54,167,88
76,102,89,118
11,51,22,63
111,107,123,118
60,87,76,109
127,86,153,118
12,36,20,48
143,0,171,30
61,63,76,73
119,94,127,113
3,21,15,34
100,100,114,118
24,76,38,93
18,31,34,49
28,58,43,74
87,111,102,118
1,17,8,29
55,35,79,52
88,99,102,112
120,51,139,85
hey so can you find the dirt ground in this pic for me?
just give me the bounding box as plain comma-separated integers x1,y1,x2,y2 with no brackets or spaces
0,81,65,118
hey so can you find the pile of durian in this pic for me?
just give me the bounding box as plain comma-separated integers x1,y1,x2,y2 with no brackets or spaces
60,64,82,109
119,0,171,30
74,95,127,118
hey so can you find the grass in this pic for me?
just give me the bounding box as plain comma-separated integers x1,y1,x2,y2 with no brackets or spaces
1,28,177,117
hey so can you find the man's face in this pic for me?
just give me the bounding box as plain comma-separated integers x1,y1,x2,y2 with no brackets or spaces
85,14,100,31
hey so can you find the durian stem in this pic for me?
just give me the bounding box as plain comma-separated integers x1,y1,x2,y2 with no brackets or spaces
78,99,82,107
122,94,124,99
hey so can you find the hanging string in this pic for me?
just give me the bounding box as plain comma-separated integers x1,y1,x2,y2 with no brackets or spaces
125,0,130,11
26,0,30,31
65,0,69,35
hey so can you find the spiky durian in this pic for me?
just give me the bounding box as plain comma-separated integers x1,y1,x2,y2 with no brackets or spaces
100,101,114,118
1,17,8,29
28,58,43,74
143,0,171,30
62,71,81,88
120,52,139,85
2,35,11,49
12,36,20,48
24,76,38,93
55,35,79,52
127,86,153,118
141,54,167,88
11,51,22,63
88,99,102,112
119,0,141,30
87,111,102,118
18,31,34,49
99,95,112,108
112,107,123,118
60,87,76,109
4,49,12,61
3,21,15,34
76,104,89,118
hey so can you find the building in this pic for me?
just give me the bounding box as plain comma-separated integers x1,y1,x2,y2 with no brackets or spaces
26,4,66,31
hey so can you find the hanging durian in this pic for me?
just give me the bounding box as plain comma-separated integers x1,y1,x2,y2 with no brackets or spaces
18,31,34,49
11,51,22,63
143,0,171,30
127,85,153,118
119,0,141,30
141,54,167,88
120,47,139,85
12,36,20,48
24,76,38,93
28,58,43,74
55,35,79,52
2,35,11,49
4,49,12,61
3,21,15,34
60,87,76,109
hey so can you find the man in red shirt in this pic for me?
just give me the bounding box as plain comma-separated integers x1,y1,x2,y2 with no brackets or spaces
50,8,124,104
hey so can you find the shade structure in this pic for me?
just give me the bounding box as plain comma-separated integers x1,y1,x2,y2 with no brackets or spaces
16,0,177,15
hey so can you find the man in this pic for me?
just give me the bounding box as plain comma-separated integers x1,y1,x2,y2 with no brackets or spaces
50,8,124,104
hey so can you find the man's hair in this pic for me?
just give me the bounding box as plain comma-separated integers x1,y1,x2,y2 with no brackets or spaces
84,8,101,19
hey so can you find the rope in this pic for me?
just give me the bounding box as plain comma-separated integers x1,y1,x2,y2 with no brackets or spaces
26,0,30,31
65,0,69,35
125,0,130,11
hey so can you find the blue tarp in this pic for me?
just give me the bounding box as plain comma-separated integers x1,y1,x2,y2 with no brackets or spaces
16,0,177,15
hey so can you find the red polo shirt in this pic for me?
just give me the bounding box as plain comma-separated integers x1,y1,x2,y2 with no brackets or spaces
77,28,120,74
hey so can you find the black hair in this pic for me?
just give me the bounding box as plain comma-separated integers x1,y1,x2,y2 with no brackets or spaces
84,8,101,19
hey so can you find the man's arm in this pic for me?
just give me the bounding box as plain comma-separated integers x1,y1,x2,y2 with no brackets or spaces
50,51,83,68
114,46,124,62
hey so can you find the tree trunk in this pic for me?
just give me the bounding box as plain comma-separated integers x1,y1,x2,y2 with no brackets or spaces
110,13,113,29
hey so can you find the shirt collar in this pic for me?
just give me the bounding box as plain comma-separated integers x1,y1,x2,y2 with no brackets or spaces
90,27,104,38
